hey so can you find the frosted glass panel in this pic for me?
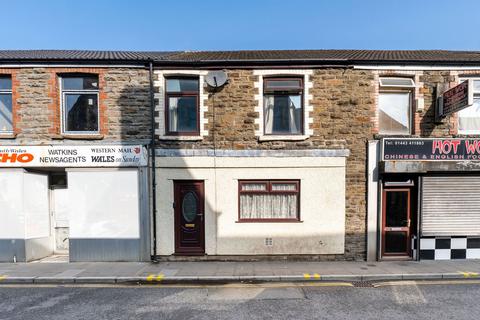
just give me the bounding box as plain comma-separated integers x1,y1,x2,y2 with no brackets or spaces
53,188,69,227
68,169,140,238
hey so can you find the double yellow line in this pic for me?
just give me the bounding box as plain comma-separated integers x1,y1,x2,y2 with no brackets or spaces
145,273,164,282
459,271,479,278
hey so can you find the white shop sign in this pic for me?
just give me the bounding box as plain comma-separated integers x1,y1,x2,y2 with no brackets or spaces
0,145,148,167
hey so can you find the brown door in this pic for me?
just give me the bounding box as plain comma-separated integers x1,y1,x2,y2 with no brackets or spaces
174,181,205,255
382,188,412,257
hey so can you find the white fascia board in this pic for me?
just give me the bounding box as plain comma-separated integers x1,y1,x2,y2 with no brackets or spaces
354,65,480,71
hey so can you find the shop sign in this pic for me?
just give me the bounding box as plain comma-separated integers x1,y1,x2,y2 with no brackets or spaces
0,145,148,167
438,80,474,118
383,138,480,161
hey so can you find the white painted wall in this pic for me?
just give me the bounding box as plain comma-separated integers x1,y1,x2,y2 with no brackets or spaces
156,156,346,255
0,169,25,239
24,172,50,239
367,141,380,261
67,169,140,239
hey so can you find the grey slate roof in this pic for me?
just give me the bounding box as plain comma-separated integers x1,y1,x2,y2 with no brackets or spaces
3,49,480,65
0,50,176,62
166,50,480,64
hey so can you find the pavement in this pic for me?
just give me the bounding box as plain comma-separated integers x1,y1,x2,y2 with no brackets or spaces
1,259,480,284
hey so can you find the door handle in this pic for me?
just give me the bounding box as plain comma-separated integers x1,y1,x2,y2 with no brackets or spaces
407,219,411,228
198,213,204,221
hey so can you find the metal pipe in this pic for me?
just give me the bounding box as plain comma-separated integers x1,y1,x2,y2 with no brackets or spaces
148,60,158,262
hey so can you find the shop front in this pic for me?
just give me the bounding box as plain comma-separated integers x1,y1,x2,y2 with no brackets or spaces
368,138,480,261
0,144,150,262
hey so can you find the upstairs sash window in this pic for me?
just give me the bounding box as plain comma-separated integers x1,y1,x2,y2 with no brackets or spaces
0,76,13,133
263,78,303,135
458,78,480,134
165,77,199,135
378,77,415,135
61,75,99,134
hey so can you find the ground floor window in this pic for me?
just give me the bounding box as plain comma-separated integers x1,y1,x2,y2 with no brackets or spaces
238,180,300,222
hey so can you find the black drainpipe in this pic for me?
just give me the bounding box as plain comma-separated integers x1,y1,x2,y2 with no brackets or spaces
148,60,158,262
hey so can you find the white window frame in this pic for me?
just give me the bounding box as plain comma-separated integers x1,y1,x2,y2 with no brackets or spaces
458,77,480,135
60,76,100,135
154,70,208,140
379,77,415,88
0,76,13,134
254,70,313,141
378,77,415,135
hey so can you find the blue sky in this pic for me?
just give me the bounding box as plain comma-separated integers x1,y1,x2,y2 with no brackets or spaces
1,0,479,51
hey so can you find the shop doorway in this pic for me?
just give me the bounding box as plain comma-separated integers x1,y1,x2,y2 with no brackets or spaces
381,179,418,259
174,181,205,255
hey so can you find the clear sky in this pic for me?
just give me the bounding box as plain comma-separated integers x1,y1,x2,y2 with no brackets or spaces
1,0,479,51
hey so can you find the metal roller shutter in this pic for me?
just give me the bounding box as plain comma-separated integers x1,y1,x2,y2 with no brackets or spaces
422,176,480,236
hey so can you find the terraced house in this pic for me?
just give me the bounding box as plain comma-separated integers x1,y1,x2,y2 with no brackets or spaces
2,49,480,263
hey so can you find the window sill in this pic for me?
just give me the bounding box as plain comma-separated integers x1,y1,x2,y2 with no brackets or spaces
257,135,310,142
236,220,303,223
456,132,480,136
374,134,412,139
0,133,16,139
55,134,104,140
158,136,203,141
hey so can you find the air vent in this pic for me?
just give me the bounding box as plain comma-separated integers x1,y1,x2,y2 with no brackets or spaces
265,238,273,246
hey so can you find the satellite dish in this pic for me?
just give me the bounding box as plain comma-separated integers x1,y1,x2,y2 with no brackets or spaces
205,70,228,88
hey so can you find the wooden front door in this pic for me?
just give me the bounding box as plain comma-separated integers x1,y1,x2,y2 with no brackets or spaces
174,181,205,255
382,188,412,257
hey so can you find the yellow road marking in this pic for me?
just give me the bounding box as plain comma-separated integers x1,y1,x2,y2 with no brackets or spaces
146,274,155,282
303,273,320,280
146,274,164,282
459,271,478,278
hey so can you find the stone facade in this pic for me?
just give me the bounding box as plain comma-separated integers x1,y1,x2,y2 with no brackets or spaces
0,67,151,144
155,68,377,260
9,64,474,261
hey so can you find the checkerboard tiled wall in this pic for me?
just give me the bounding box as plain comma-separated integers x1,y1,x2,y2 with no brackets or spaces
419,237,480,260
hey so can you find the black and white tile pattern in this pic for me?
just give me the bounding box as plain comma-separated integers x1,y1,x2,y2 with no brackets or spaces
419,236,480,260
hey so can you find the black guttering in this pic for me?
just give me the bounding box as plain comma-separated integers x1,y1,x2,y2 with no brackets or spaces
148,60,158,262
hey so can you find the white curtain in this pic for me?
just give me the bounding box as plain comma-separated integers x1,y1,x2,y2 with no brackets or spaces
264,96,275,134
240,194,298,219
288,97,298,133
168,97,178,132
